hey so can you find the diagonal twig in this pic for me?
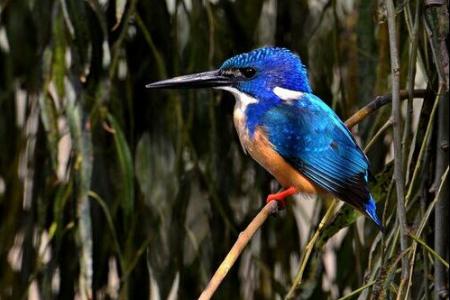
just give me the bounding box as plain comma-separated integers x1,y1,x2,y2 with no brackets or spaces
198,201,279,300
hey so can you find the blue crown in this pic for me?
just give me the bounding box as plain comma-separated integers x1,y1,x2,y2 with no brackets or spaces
220,47,312,93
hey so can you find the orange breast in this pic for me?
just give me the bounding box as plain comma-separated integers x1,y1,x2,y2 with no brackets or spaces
237,124,323,195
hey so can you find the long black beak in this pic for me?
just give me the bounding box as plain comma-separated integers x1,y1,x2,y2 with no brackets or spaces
145,70,232,89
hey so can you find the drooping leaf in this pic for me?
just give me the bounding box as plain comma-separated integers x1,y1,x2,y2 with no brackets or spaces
52,7,66,99
107,113,134,219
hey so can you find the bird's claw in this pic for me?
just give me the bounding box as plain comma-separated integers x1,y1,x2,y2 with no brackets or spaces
265,187,297,210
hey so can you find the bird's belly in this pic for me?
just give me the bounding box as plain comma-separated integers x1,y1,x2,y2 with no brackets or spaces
233,114,321,194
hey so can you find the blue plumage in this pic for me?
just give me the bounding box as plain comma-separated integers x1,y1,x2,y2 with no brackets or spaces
146,47,384,231
261,94,383,230
221,47,312,94
220,48,383,230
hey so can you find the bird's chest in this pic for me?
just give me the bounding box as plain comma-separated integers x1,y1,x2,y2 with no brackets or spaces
232,104,320,194
233,104,279,174
233,106,252,151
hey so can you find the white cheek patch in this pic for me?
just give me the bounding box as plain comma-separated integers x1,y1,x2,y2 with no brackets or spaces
273,86,304,101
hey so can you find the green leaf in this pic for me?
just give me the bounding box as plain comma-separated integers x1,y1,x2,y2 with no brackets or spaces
38,94,60,172
107,113,134,218
52,9,66,98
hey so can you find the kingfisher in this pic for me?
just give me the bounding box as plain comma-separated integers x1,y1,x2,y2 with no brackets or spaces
146,47,384,231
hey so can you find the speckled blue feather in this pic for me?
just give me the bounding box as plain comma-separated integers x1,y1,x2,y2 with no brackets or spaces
221,47,312,94
260,94,383,228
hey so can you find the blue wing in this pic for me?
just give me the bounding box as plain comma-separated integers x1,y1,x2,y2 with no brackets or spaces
261,94,382,229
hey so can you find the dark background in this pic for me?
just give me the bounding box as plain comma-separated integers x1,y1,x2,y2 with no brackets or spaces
0,0,448,299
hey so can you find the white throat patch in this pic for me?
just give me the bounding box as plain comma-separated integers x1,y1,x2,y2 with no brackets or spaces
216,86,258,154
273,86,304,101
216,86,258,111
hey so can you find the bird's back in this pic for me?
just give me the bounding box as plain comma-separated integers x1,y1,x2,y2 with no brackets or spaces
244,93,382,229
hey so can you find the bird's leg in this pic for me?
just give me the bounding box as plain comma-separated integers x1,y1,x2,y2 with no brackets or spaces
266,186,298,209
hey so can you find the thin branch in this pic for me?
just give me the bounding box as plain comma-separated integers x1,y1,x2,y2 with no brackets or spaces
408,234,449,269
88,191,125,271
197,201,279,300
424,2,450,298
364,118,392,153
345,89,426,128
433,92,449,299
404,167,449,299
402,0,420,183
337,280,377,300
424,0,449,90
432,92,449,298
405,87,442,204
285,201,338,299
385,0,410,285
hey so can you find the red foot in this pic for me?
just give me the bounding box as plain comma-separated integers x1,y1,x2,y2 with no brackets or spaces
266,187,298,209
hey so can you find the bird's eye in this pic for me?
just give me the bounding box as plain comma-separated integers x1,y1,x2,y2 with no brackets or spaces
239,67,256,79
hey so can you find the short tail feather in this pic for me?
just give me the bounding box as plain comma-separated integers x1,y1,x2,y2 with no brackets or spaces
364,195,385,233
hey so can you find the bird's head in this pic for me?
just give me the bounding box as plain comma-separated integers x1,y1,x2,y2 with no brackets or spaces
146,47,311,101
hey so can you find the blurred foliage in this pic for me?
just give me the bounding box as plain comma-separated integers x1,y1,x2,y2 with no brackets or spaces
0,0,448,299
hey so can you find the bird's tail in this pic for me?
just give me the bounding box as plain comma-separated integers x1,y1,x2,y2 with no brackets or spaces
364,195,385,233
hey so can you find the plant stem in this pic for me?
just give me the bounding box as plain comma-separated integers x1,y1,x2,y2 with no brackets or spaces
337,280,376,300
385,0,410,283
345,89,426,128
433,89,449,299
197,201,279,300
424,1,450,298
284,201,337,299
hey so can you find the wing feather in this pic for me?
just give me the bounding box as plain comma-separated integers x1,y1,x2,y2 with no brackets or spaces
262,94,373,214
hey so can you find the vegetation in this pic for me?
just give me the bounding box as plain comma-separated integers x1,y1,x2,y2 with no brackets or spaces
0,0,448,299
